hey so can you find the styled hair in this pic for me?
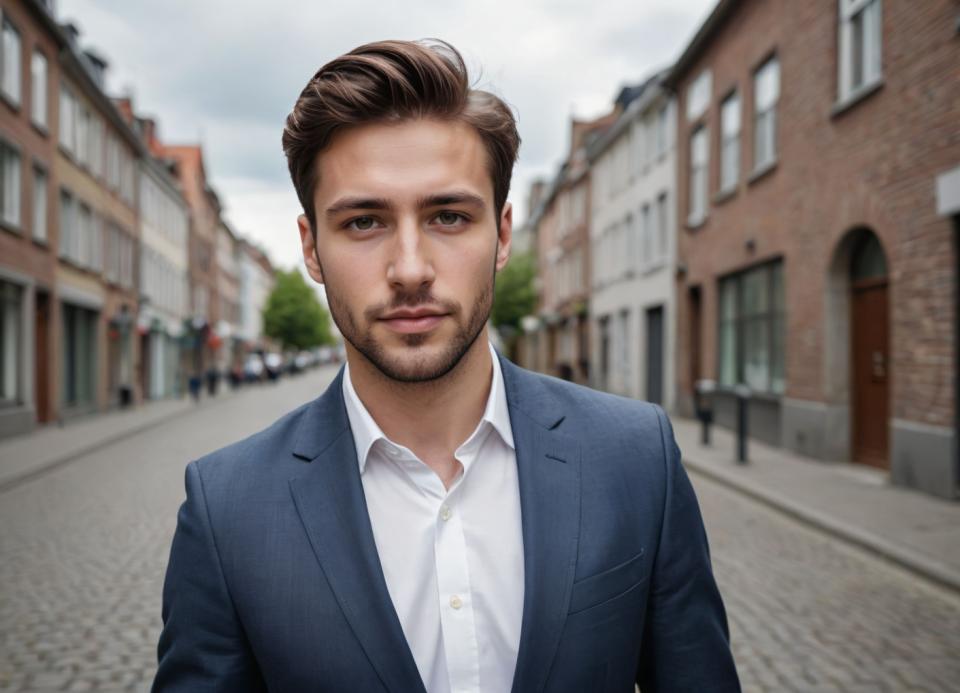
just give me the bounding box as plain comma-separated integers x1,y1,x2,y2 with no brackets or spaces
282,39,520,233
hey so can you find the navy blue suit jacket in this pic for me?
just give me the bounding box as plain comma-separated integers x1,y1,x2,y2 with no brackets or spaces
154,354,740,692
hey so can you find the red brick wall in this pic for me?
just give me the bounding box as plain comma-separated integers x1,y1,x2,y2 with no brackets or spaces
674,0,959,427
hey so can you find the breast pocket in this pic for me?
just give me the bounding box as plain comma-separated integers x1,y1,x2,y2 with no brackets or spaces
568,548,647,615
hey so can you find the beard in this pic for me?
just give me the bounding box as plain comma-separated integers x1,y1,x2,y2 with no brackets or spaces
323,266,494,384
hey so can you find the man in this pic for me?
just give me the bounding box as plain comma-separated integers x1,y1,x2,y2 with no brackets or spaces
154,39,740,692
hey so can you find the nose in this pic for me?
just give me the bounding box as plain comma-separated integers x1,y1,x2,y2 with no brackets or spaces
386,218,435,293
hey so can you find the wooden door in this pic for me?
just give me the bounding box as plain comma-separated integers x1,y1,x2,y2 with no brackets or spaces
34,291,50,422
851,279,889,467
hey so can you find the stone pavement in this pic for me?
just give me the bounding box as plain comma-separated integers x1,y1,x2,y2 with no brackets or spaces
672,415,960,594
0,388,237,493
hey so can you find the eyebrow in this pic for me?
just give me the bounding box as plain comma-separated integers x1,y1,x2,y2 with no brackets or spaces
324,190,486,219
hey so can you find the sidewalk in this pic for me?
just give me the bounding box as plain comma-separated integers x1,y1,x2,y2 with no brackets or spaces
0,393,230,492
673,416,960,593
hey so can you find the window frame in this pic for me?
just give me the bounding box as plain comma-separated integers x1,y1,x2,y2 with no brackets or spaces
716,260,786,396
0,138,22,231
752,55,780,174
688,125,709,227
719,90,741,194
838,0,882,102
1,16,22,108
30,50,47,130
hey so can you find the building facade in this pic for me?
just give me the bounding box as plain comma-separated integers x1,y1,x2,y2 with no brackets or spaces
0,0,59,435
137,155,188,399
238,239,274,352
588,75,677,409
669,0,960,497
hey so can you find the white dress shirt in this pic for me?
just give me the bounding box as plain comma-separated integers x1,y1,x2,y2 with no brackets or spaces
342,342,525,693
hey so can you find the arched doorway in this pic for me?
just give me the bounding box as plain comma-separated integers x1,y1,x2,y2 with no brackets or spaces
849,231,889,468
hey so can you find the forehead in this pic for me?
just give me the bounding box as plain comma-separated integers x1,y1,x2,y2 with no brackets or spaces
313,119,493,207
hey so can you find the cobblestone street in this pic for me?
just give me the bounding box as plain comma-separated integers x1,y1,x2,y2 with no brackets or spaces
1,367,958,692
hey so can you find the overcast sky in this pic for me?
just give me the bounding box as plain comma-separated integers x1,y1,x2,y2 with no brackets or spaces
57,0,715,273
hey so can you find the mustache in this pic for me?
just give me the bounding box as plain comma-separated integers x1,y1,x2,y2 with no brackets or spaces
364,287,460,321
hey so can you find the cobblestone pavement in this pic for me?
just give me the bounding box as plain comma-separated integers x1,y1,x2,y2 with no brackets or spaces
1,367,958,692
695,474,960,692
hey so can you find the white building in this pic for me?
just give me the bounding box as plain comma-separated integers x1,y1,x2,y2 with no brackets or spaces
588,73,677,410
138,158,189,399
238,240,274,349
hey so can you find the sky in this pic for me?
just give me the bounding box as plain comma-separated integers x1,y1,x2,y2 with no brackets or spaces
57,0,716,275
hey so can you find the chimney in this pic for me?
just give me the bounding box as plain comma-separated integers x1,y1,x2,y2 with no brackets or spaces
60,21,80,45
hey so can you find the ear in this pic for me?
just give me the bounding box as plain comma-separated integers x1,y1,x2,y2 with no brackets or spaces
298,214,324,285
495,201,513,272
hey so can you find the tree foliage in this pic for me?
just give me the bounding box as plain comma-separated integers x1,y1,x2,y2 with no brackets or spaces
262,269,334,350
492,252,537,330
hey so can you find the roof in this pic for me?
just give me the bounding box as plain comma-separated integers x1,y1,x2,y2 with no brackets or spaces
663,0,740,89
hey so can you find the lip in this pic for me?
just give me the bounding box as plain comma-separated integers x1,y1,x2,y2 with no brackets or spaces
379,313,447,334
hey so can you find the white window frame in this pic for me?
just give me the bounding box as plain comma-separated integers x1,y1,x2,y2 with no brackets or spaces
688,126,708,226
30,50,47,129
686,69,712,122
720,91,740,192
1,17,21,107
0,139,21,229
753,56,779,172
838,0,882,101
32,165,47,242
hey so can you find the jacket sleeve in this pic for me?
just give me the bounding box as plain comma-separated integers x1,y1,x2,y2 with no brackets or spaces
635,406,741,692
153,461,267,693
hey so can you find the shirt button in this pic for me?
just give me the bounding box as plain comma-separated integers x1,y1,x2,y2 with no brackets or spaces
449,595,462,610
440,505,452,521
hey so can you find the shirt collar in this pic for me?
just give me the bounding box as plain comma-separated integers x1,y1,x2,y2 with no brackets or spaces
342,341,515,475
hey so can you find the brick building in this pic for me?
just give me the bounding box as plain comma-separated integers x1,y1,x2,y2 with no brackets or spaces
526,113,616,383
152,144,221,381
0,0,144,435
668,0,960,497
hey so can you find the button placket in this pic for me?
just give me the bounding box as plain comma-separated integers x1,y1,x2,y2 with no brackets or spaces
433,488,480,690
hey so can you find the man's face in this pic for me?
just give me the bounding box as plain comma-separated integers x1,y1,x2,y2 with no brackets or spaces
298,118,512,383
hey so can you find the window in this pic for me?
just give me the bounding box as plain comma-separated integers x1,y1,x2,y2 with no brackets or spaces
688,126,708,225
106,134,119,189
718,261,785,394
1,19,21,106
619,309,630,394
839,0,881,99
686,70,711,121
59,83,76,153
89,116,103,178
0,140,20,228
32,166,46,242
641,203,652,266
77,106,90,167
31,51,47,128
0,280,22,404
720,91,740,192
656,192,668,261
655,103,669,158
59,189,76,261
753,57,779,171
77,203,92,268
62,302,98,407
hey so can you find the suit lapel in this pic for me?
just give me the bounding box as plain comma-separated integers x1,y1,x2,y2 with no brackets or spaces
501,357,582,693
288,369,426,693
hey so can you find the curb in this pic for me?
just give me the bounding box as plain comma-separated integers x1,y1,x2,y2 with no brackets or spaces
682,455,960,596
0,395,232,494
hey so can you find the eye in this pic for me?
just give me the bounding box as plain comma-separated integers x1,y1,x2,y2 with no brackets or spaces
344,216,383,233
433,211,468,227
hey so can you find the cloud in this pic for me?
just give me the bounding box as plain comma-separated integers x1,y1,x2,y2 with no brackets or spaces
59,0,715,255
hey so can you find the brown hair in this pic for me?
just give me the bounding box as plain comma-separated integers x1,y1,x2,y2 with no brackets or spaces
282,39,520,233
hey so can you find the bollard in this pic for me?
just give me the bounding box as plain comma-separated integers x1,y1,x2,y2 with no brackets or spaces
694,379,716,447
734,385,750,464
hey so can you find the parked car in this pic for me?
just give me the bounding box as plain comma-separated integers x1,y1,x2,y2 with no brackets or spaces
264,352,283,381
243,354,265,382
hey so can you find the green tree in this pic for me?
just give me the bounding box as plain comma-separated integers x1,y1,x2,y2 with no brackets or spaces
262,269,334,350
492,251,537,332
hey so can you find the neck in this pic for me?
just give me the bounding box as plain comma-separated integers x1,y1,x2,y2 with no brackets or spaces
346,330,494,464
